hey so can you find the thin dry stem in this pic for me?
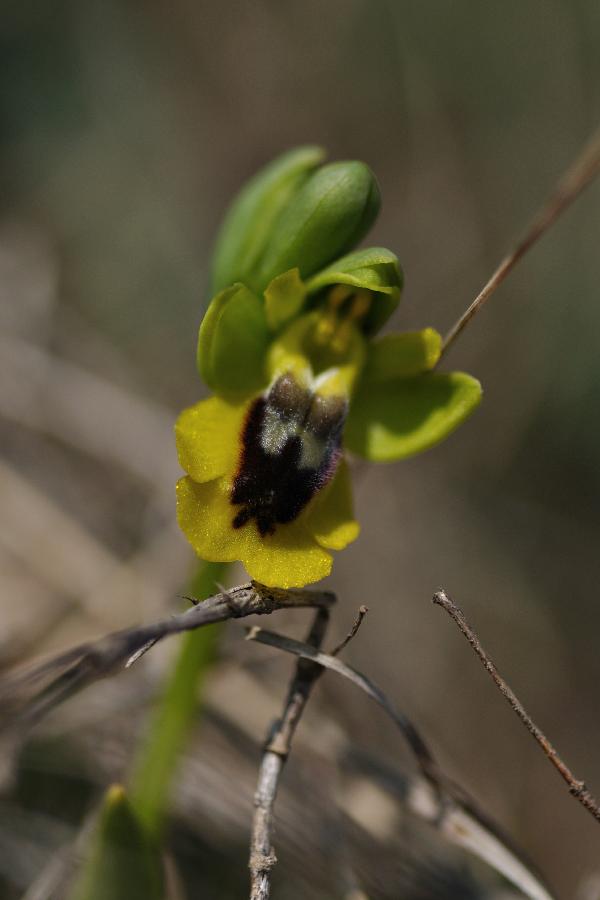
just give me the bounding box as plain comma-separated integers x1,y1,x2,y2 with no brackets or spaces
433,589,600,824
247,624,555,900
331,606,369,657
441,128,600,358
247,626,436,777
0,582,335,737
248,603,372,899
249,607,331,900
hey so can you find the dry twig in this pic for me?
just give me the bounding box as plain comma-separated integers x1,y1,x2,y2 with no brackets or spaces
0,582,334,738
330,605,369,657
247,626,435,779
248,605,370,899
441,128,600,358
1,588,560,899
249,608,330,900
433,589,600,824
246,625,555,900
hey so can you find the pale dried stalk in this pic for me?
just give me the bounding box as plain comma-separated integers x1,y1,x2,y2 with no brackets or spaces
249,608,331,900
441,128,600,357
0,582,335,736
247,625,555,900
433,589,600,824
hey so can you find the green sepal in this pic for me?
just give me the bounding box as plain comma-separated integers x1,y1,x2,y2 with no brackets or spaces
67,785,163,900
345,371,482,462
306,247,402,335
210,146,325,294
197,283,269,396
264,268,306,331
362,328,441,381
256,161,381,289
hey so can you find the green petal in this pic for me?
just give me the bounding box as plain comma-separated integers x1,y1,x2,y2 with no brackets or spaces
306,247,403,335
197,283,270,396
345,372,482,462
256,161,381,289
67,786,163,900
210,146,325,294
363,329,441,381
264,268,306,330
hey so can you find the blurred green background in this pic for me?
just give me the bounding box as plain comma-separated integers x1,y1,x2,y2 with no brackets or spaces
0,1,599,897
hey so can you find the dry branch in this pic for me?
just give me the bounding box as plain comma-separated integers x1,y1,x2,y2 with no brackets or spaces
246,626,435,779
441,127,600,358
248,605,370,899
0,585,563,900
433,589,600,825
246,624,556,900
0,582,334,737
249,608,331,900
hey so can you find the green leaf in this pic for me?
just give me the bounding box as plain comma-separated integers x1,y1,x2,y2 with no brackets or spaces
256,161,381,289
129,561,228,839
306,247,403,334
264,267,306,330
363,329,441,381
211,146,325,294
345,371,482,461
197,283,269,396
67,785,163,900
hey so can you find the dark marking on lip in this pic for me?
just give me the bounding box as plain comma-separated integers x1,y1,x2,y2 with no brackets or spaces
231,373,347,536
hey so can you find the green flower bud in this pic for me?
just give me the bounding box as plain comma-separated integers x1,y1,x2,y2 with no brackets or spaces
255,161,381,290
211,146,325,294
197,283,270,396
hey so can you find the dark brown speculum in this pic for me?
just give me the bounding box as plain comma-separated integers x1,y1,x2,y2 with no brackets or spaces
231,373,347,536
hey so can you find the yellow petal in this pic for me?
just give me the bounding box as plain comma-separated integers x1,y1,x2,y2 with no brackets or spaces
243,524,332,588
176,475,332,589
305,459,360,550
176,475,247,561
175,396,247,483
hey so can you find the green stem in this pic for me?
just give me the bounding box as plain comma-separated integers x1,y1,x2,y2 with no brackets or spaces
128,560,228,839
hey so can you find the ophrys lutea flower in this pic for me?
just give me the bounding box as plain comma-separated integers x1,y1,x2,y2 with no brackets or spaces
176,149,482,588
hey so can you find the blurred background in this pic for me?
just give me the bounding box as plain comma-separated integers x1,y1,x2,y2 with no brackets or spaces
1,1,599,897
